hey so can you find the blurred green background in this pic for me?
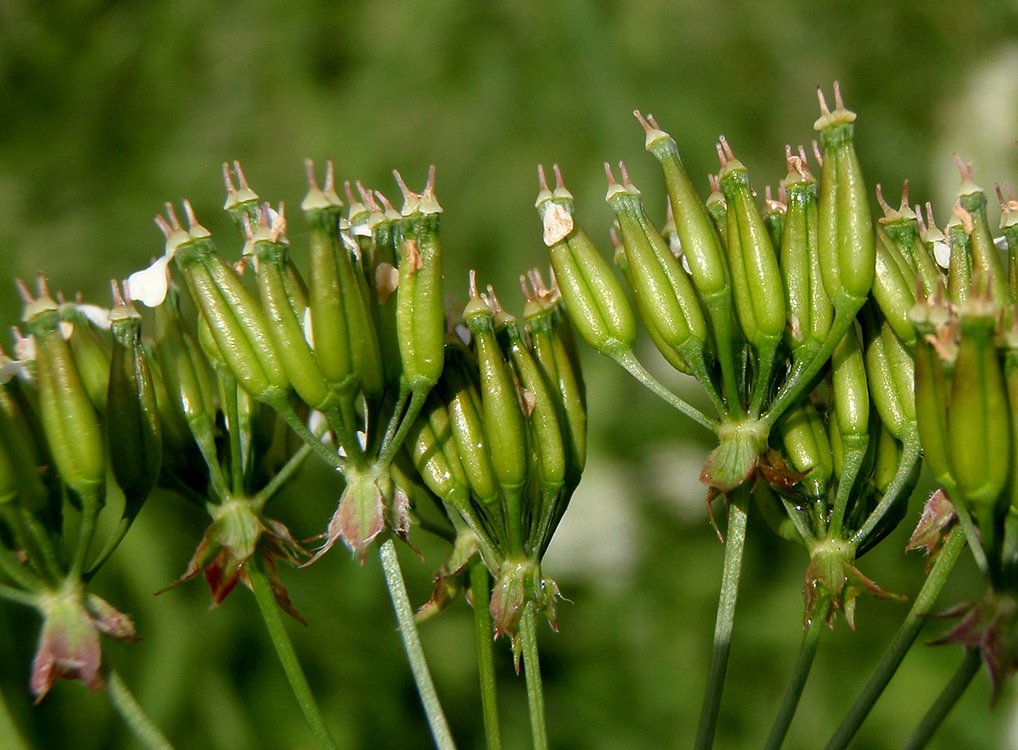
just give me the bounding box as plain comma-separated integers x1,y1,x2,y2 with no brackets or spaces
2,0,1018,747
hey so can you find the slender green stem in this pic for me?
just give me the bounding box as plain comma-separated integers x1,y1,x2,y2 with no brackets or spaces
254,441,313,506
69,488,101,578
780,497,817,547
825,525,966,750
108,669,174,750
378,387,429,467
274,401,348,474
764,611,826,750
850,437,921,546
612,350,719,432
902,647,981,750
695,492,749,750
1,507,59,584
0,684,28,750
379,538,456,750
520,602,548,750
470,563,503,750
0,584,37,607
247,555,338,750
0,546,41,592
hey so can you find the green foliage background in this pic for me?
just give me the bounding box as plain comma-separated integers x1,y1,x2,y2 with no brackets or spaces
2,1,1018,747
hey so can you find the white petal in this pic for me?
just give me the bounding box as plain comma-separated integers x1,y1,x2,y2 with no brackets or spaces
126,256,171,308
933,240,950,269
75,304,112,330
15,335,35,363
302,307,315,348
542,202,574,247
0,359,25,385
58,321,74,340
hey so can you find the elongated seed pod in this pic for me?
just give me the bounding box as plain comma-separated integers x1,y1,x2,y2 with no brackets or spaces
165,205,290,404
815,84,875,308
949,293,1010,524
394,168,445,394
910,292,955,489
0,385,47,510
464,279,528,554
303,163,384,399
955,158,1008,307
522,272,587,487
945,215,972,307
831,321,870,458
106,290,162,510
864,320,916,442
777,402,832,499
248,207,333,411
441,345,500,506
877,184,942,296
537,165,637,359
781,149,831,362
60,303,111,412
872,227,918,347
21,280,105,501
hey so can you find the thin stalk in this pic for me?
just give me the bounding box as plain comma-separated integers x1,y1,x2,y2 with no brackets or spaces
274,401,348,474
253,441,313,506
221,376,245,495
695,492,749,750
0,684,28,750
469,563,503,750
612,350,719,432
69,488,101,578
850,437,921,546
825,525,966,750
1,507,59,585
519,602,548,750
108,669,174,750
247,554,337,750
379,538,456,750
764,610,826,750
378,387,429,467
902,647,981,750
0,584,37,607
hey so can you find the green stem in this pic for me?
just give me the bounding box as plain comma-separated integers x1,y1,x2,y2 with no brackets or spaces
695,492,749,750
69,488,101,578
612,350,719,432
902,647,981,750
825,525,966,750
273,401,348,474
379,538,456,750
221,376,245,495
108,669,174,750
764,611,826,750
0,584,37,607
247,554,338,750
520,602,548,750
254,441,313,506
470,563,503,750
850,437,921,546
0,684,28,750
378,387,429,467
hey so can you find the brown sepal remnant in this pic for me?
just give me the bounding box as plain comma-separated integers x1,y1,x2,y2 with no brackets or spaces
905,488,958,571
930,591,1018,705
162,503,309,625
31,589,138,702
804,546,904,630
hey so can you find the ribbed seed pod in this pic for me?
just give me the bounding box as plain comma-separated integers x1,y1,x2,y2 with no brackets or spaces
303,162,383,400
814,84,874,309
536,165,636,359
780,147,831,364
404,391,472,515
864,320,916,442
164,203,290,405
717,137,785,413
20,278,105,502
763,185,786,254
955,157,1008,307
59,303,111,413
521,271,587,489
949,290,1010,534
493,295,567,555
248,205,332,412
605,162,714,401
464,277,528,554
872,226,918,347
364,190,403,387
876,183,942,296
393,167,445,395
0,382,47,511
777,402,832,500
945,214,972,307
910,290,955,489
106,286,162,510
637,113,740,410
830,322,870,495
441,345,500,507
